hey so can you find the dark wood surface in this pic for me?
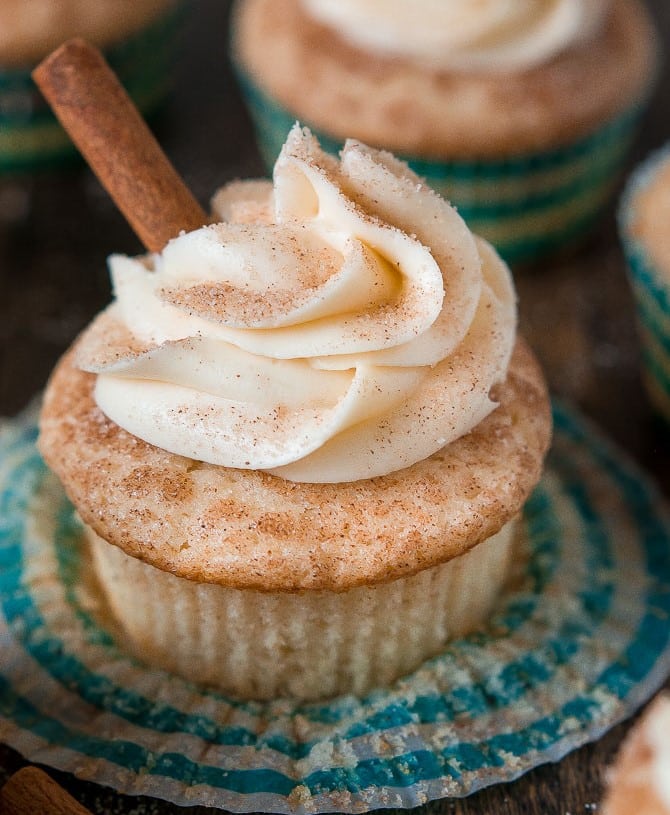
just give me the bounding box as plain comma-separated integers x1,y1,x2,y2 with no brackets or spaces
1,2,669,813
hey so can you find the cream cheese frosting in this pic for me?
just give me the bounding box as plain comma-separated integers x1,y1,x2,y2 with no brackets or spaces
300,0,609,73
75,125,516,483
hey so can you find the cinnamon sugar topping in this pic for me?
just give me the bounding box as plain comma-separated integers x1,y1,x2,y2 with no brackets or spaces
74,126,517,483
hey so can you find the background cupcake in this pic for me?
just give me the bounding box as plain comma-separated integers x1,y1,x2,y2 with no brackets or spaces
0,0,183,175
232,0,659,267
619,143,670,424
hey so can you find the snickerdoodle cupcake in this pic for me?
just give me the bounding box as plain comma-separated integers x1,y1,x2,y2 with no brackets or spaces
39,126,551,700
232,0,659,266
619,144,670,423
0,0,182,174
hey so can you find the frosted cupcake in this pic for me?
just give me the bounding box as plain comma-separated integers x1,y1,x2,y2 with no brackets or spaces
0,0,182,174
232,0,659,266
619,145,670,423
39,126,552,701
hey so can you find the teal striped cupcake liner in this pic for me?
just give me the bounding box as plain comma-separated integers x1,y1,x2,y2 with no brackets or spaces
1,401,670,811
234,65,645,267
619,144,670,422
0,4,183,175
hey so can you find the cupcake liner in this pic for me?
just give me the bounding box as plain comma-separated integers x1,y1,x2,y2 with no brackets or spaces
0,4,183,175
85,521,514,701
619,144,670,422
1,401,670,812
234,65,645,267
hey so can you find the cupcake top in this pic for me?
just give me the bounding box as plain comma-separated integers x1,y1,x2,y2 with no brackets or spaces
39,127,551,590
74,125,516,483
301,0,608,72
0,0,176,66
622,145,670,282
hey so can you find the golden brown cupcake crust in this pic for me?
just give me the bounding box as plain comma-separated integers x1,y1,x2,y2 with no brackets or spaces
233,0,658,159
39,337,551,593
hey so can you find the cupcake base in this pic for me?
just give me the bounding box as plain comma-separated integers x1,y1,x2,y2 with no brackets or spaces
86,521,515,701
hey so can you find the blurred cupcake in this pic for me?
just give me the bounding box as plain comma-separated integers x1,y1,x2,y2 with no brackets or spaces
0,0,182,174
231,0,659,266
619,144,670,423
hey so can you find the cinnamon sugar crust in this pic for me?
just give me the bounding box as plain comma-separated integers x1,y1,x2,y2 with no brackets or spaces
38,337,551,592
232,0,658,159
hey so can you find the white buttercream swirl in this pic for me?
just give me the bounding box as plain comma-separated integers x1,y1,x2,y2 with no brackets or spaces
75,125,516,483
301,0,609,72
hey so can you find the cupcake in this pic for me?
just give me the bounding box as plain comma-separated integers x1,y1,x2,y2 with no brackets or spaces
231,0,659,266
619,145,670,423
602,694,670,815
38,125,552,701
0,0,182,174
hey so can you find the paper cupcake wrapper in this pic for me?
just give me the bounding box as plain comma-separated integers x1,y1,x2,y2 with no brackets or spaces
234,65,645,267
619,144,670,421
1,401,670,813
0,5,183,175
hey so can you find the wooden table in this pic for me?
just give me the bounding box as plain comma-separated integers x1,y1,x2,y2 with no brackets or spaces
1,2,668,812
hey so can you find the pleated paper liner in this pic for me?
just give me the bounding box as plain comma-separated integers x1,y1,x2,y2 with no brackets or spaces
233,63,645,268
1,401,669,813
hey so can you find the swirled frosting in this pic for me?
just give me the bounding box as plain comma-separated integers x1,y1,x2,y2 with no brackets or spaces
75,125,516,483
301,0,609,72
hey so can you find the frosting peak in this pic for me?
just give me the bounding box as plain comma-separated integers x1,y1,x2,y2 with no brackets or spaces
76,125,516,482
301,0,609,72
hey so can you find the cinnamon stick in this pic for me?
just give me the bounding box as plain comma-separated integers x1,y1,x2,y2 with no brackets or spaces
33,38,207,253
0,766,92,815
